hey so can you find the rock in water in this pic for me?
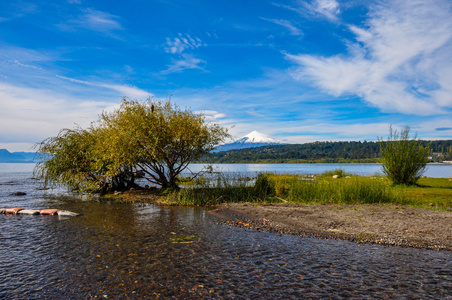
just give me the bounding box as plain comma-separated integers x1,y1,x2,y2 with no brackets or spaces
17,209,40,215
5,207,24,214
10,192,27,196
40,209,59,215
57,210,80,217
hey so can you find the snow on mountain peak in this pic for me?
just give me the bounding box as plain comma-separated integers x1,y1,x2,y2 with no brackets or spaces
212,130,285,152
237,131,281,144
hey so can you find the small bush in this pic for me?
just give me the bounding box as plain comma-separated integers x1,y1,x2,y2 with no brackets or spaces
379,126,431,185
253,173,275,200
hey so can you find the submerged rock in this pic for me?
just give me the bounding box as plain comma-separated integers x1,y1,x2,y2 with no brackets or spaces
40,209,58,215
17,209,40,215
57,210,81,217
5,207,24,214
2,207,80,217
10,192,27,196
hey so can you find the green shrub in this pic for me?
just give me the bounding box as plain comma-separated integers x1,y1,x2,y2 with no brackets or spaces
253,173,275,200
379,126,431,185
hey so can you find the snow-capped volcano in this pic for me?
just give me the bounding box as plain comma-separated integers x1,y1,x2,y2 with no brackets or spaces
213,131,285,152
234,131,282,144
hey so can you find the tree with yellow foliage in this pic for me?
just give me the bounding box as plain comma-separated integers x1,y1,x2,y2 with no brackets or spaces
35,97,229,192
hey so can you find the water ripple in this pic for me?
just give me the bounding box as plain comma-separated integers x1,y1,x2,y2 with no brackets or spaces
1,168,452,299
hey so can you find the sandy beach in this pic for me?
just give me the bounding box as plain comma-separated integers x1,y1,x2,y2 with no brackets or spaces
209,203,452,251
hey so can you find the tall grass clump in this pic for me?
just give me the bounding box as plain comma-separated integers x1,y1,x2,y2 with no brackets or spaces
379,125,431,185
268,175,406,205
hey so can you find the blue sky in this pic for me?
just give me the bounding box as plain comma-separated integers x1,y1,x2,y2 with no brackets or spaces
1,0,451,151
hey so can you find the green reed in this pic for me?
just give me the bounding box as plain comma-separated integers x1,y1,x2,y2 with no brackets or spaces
266,173,407,205
163,173,279,206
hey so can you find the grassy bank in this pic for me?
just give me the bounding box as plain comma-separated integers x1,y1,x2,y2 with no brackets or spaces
163,174,280,206
126,171,451,210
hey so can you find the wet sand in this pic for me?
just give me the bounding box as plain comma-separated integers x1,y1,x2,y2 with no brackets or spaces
209,203,452,251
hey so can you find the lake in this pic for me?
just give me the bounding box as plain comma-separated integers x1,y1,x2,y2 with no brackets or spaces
183,162,452,178
1,163,451,298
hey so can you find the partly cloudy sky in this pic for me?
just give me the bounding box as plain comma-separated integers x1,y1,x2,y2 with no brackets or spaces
1,0,451,151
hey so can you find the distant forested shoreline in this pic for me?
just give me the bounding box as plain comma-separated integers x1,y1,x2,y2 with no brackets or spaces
198,140,452,163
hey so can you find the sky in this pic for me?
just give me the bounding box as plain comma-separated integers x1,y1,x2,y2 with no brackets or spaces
1,0,451,152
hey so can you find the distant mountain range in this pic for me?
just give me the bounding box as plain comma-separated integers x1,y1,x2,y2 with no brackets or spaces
213,131,286,152
0,149,37,163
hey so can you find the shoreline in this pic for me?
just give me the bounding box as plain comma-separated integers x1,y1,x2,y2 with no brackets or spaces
209,203,452,251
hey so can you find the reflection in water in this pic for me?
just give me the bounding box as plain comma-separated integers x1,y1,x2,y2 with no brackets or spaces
0,166,452,298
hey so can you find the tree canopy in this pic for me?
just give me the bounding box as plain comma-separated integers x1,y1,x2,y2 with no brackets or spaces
34,98,229,192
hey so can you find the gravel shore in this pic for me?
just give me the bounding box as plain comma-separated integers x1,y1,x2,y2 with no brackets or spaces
209,203,452,251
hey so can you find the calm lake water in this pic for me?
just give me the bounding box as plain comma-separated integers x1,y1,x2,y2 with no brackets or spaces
1,163,451,299
184,162,452,178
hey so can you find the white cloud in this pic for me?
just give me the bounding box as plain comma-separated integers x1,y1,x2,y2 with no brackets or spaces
165,34,205,54
57,75,152,99
0,82,118,147
63,8,122,32
195,110,226,120
161,54,206,74
287,0,452,115
279,0,340,21
163,34,206,74
260,18,303,36
311,0,340,20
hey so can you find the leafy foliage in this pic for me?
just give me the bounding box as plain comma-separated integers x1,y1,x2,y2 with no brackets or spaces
35,97,229,192
379,126,431,185
34,127,117,193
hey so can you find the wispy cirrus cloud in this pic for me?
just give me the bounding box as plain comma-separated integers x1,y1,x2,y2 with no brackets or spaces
162,33,207,74
57,75,151,98
275,0,340,21
165,33,205,54
61,8,122,33
195,110,226,121
260,17,303,36
161,54,206,74
308,0,340,20
287,0,452,116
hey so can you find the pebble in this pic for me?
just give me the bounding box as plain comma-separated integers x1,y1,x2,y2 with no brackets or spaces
218,217,450,251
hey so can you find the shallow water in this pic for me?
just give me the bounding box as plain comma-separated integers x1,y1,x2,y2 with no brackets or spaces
1,164,452,299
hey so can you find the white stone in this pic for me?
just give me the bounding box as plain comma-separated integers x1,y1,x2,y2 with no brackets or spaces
17,209,40,215
57,210,80,217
